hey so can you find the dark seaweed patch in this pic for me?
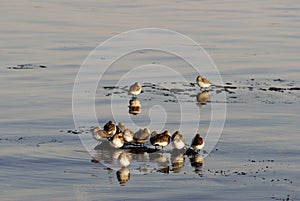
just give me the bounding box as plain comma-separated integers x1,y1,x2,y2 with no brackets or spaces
224,86,237,89
268,87,285,92
103,86,119,90
7,64,47,69
288,87,300,90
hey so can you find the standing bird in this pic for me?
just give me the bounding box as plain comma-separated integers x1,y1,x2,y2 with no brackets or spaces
190,133,205,151
171,131,186,150
128,82,142,97
110,132,125,149
150,131,158,147
117,122,126,133
104,120,117,135
150,130,171,149
92,127,111,141
196,75,212,88
133,128,150,146
123,128,135,143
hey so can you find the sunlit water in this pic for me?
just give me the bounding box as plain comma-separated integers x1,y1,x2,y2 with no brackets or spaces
1,1,300,200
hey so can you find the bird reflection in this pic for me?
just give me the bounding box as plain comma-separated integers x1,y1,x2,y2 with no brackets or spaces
157,166,170,174
149,150,171,174
116,167,131,186
189,154,204,175
92,137,205,184
118,152,132,167
196,91,210,107
128,97,141,115
131,151,149,163
93,141,115,164
171,149,185,173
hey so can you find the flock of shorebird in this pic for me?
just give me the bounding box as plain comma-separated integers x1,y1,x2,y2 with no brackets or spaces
92,75,211,153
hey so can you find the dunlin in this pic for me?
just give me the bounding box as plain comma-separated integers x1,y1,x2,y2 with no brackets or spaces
92,126,111,141
104,120,117,135
128,82,142,96
171,131,186,150
110,132,125,149
123,128,135,143
196,75,212,88
133,128,150,146
150,131,158,147
191,133,205,151
150,130,171,149
117,122,126,133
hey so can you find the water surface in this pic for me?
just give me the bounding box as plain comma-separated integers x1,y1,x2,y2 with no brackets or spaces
1,0,299,200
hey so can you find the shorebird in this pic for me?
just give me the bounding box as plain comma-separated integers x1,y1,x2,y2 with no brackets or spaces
128,82,142,96
110,132,125,149
150,131,158,147
133,128,150,146
150,130,171,149
118,152,131,167
104,120,117,135
92,127,111,141
171,131,186,150
116,167,130,186
196,75,212,88
117,122,126,133
191,133,205,151
123,128,135,143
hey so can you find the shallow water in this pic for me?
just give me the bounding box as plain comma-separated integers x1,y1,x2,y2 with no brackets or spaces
1,0,300,200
